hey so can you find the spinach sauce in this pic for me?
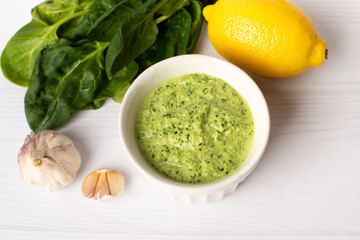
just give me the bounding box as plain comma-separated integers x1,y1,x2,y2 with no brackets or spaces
136,73,254,184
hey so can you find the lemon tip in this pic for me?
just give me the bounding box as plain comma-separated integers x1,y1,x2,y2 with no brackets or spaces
203,5,214,22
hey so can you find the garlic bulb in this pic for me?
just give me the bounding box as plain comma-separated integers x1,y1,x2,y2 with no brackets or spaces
81,169,124,200
18,130,81,191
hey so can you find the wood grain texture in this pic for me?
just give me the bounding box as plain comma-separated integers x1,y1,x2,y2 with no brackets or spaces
0,0,360,239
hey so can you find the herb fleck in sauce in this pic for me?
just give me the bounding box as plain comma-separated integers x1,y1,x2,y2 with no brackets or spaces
136,73,254,184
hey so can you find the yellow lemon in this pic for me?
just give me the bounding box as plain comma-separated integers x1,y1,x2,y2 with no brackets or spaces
203,0,327,78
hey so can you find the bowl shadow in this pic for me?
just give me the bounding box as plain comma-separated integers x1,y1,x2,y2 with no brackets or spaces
235,73,300,186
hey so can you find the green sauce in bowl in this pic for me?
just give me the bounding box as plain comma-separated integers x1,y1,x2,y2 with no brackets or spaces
135,73,254,184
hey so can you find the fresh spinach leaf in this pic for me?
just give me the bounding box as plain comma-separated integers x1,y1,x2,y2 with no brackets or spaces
156,0,190,18
186,0,204,53
109,83,130,103
137,9,192,71
59,0,122,40
106,18,158,78
1,21,56,87
85,61,139,108
87,0,142,42
100,61,138,102
25,40,109,133
1,10,86,87
31,0,93,25
105,0,168,78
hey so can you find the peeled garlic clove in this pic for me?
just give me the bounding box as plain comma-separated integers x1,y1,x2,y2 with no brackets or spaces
94,170,111,200
81,170,99,199
18,130,81,192
107,170,125,197
81,169,124,201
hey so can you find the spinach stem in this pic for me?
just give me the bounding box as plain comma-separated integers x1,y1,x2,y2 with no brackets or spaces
155,15,170,24
52,9,88,29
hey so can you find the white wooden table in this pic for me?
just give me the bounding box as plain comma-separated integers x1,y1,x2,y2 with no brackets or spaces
1,0,359,239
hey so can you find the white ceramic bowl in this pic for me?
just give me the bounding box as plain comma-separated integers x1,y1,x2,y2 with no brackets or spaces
119,54,270,203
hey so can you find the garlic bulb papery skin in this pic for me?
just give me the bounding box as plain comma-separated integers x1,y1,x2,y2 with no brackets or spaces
18,130,81,192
